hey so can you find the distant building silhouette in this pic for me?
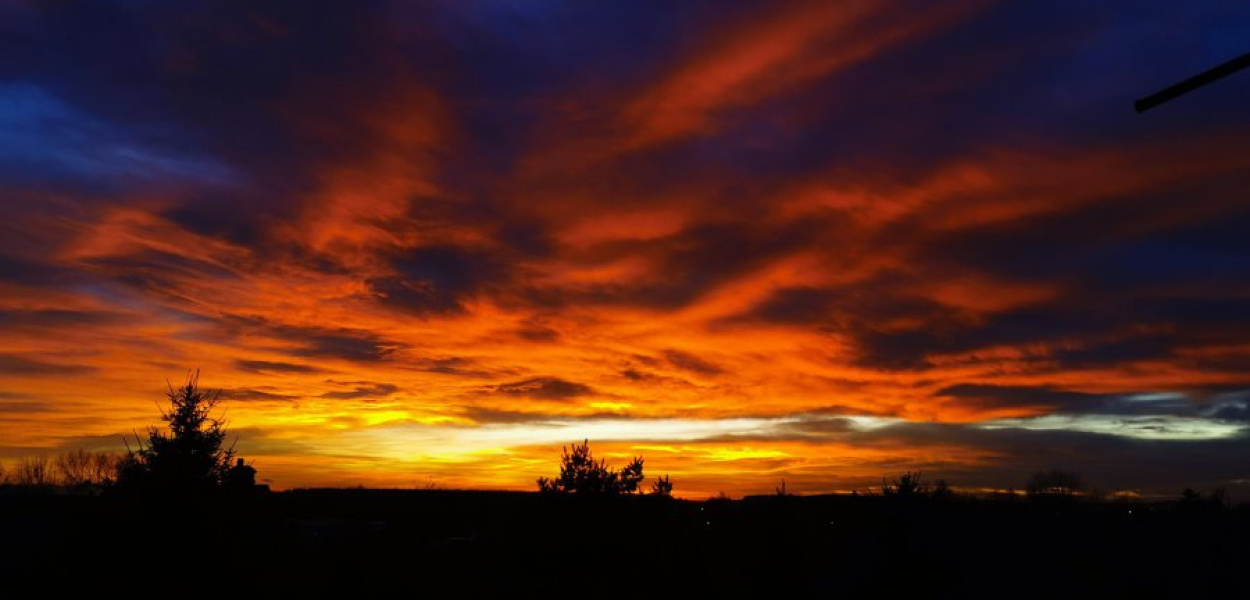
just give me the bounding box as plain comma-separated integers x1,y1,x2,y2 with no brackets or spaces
224,458,257,490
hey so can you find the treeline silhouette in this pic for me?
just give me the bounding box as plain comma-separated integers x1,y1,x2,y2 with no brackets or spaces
536,438,673,496
1,373,1248,597
0,450,122,489
1,372,258,498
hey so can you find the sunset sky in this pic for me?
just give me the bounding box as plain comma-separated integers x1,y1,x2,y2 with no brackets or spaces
2,1,1250,497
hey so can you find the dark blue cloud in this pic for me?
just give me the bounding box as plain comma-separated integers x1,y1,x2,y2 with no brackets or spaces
0,355,95,376
223,317,402,363
493,377,593,400
234,359,322,374
663,350,723,376
320,383,400,400
369,244,512,315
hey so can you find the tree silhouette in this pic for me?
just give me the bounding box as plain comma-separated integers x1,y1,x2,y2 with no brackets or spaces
881,471,927,498
537,439,649,495
1025,469,1082,500
617,455,645,493
10,457,57,487
119,372,240,495
1179,487,1229,511
55,450,122,488
931,478,953,500
651,474,673,497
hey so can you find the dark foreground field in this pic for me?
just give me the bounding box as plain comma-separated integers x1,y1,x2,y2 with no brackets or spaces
2,489,1247,598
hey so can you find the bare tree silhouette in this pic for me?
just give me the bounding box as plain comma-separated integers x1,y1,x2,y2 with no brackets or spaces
11,457,57,487
55,449,122,488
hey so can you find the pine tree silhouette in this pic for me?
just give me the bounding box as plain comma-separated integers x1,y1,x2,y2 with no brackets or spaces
119,371,238,495
537,439,649,495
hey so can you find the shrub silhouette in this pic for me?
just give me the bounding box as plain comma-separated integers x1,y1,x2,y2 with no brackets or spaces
537,439,649,495
119,372,241,495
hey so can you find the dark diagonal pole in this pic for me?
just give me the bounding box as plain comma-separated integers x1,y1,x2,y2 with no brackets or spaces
1135,51,1250,113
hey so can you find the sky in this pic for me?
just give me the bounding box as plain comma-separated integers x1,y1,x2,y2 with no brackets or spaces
2,1,1250,498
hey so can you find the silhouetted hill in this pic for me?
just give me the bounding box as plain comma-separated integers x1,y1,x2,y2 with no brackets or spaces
1,487,1246,598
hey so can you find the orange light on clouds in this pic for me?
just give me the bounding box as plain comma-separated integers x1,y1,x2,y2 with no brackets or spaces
3,0,1250,498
